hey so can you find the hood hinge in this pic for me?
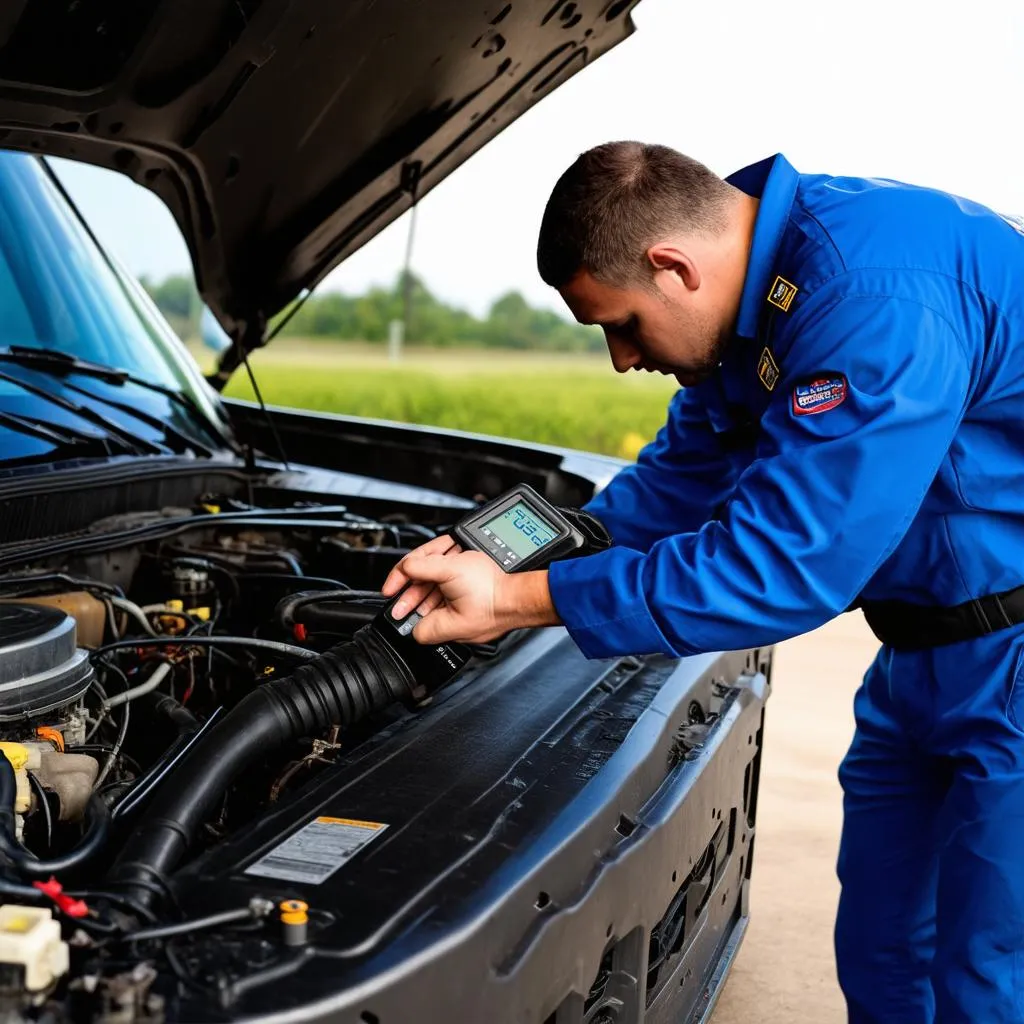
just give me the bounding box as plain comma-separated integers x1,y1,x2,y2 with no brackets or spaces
401,159,423,197
206,314,267,394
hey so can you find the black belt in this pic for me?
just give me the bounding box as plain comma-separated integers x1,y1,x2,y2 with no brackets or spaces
859,583,1024,650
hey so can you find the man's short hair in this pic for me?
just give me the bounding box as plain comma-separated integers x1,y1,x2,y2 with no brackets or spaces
536,141,733,290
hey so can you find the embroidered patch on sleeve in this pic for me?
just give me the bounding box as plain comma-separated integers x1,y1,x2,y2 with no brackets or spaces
757,347,780,391
791,373,848,416
767,275,798,312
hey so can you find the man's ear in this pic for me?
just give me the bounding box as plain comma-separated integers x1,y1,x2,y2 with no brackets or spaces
646,242,701,292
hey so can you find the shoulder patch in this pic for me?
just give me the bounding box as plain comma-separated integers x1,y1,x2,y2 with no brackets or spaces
757,347,780,391
792,373,847,416
767,275,798,312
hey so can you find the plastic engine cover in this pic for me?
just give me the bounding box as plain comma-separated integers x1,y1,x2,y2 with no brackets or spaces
0,604,94,721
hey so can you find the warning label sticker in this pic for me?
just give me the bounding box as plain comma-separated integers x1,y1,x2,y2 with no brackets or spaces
245,816,388,885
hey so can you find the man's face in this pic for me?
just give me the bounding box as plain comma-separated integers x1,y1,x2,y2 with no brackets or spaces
559,267,729,387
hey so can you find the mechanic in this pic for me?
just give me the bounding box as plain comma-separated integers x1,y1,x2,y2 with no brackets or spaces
381,142,1024,1023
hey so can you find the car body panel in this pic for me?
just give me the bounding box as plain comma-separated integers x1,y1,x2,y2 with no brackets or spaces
170,636,769,1023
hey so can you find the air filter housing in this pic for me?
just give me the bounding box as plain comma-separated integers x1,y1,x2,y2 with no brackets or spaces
0,604,94,721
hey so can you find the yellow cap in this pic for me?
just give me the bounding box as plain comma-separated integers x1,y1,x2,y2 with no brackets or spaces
279,899,308,925
0,743,29,771
188,606,211,622
166,599,184,612
201,503,221,515
1,914,35,934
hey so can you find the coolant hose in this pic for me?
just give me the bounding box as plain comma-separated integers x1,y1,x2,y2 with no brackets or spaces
0,751,110,876
108,625,419,904
111,704,218,824
149,693,199,734
103,661,173,710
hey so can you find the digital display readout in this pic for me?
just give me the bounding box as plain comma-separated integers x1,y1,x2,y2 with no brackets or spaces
480,501,559,561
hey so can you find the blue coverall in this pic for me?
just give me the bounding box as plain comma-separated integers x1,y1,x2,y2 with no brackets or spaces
546,153,1024,1022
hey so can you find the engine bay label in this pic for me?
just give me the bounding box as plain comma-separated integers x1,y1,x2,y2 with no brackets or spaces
245,816,389,885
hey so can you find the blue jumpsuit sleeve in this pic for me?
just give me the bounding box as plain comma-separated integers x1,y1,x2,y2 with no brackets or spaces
582,385,737,552
548,295,974,659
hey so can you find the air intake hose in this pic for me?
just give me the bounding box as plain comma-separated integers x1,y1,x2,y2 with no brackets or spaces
108,621,455,905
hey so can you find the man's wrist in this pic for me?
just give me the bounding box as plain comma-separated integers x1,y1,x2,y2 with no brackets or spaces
496,570,561,630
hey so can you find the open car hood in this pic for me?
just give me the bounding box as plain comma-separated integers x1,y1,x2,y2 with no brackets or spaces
0,0,639,375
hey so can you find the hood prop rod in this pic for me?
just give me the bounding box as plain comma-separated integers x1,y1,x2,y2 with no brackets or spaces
212,315,291,472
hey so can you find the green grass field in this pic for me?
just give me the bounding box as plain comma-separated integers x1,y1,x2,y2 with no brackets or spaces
213,341,677,459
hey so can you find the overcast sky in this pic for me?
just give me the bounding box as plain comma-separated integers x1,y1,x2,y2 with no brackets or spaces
53,0,1024,319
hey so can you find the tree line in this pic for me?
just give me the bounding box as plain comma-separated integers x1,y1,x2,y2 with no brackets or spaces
140,272,604,352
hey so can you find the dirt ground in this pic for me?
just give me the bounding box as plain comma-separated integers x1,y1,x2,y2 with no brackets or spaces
712,613,879,1023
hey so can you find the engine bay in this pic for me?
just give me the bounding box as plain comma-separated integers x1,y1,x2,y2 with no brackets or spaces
0,477,766,1024
0,487,500,1020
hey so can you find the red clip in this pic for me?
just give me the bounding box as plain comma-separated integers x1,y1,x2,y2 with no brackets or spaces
33,877,89,918
54,893,89,918
293,623,308,642
33,877,60,899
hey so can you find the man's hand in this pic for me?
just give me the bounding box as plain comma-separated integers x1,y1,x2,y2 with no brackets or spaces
381,541,561,645
380,533,461,620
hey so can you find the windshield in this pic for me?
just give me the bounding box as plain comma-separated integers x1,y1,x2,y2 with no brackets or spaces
0,151,231,466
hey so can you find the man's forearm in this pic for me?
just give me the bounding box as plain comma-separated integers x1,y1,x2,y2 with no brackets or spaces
495,570,562,631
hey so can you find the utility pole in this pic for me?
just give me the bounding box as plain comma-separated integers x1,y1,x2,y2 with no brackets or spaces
388,318,403,363
389,162,422,364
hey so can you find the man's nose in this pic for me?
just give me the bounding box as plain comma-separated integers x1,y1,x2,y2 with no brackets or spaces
607,335,641,373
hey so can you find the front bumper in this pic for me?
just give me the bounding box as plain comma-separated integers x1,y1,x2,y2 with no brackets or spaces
169,631,771,1023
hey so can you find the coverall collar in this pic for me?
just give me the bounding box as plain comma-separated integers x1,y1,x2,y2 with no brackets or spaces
726,153,800,339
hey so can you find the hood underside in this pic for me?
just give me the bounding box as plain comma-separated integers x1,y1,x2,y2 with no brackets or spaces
0,0,639,361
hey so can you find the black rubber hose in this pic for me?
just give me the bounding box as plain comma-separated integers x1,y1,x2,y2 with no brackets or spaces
120,904,257,944
111,707,224,824
273,590,384,631
283,597,497,656
108,626,417,904
0,752,110,876
149,693,199,733
0,873,46,901
293,604,380,632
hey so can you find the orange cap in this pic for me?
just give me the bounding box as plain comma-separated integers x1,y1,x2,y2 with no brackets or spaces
35,727,64,752
279,899,308,925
